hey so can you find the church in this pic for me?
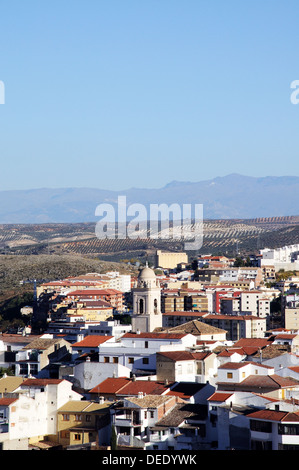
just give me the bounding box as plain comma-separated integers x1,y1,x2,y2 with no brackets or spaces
131,263,163,333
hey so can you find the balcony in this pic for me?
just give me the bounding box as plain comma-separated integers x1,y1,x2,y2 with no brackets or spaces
114,410,141,427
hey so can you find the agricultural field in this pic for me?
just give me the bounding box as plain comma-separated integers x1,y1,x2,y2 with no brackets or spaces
0,216,298,261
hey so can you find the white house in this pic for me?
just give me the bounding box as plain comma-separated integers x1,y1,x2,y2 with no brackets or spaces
248,408,299,450
0,378,82,450
217,361,275,385
97,332,198,375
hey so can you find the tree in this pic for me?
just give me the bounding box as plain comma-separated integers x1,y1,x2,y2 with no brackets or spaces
191,259,198,270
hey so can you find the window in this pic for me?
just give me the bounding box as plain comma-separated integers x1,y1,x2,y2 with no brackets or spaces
128,357,134,364
86,415,91,422
75,414,82,421
250,420,272,433
145,341,148,349
104,357,110,363
113,357,119,364
74,434,81,441
30,364,38,375
227,372,233,379
278,423,299,435
20,364,28,375
143,357,149,364
62,414,70,421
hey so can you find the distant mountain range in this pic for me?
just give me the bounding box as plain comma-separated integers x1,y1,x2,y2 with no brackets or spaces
1,174,299,224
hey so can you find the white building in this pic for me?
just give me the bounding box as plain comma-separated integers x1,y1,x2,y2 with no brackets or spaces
97,331,198,375
105,272,131,293
217,361,275,385
0,378,82,450
259,244,299,270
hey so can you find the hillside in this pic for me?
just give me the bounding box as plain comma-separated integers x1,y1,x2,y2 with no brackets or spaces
1,216,299,261
0,254,136,313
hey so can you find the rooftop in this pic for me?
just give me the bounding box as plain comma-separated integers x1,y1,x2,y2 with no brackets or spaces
72,335,114,348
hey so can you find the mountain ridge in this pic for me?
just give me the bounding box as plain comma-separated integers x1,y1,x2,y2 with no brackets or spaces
1,174,299,223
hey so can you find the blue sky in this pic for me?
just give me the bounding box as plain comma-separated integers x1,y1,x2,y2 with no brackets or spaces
0,0,299,191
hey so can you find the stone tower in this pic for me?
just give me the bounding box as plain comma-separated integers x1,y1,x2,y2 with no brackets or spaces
131,263,162,333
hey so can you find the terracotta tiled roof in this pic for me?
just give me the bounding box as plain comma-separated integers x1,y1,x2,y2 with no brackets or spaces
0,397,18,406
156,320,227,336
207,392,234,402
157,350,211,362
218,348,245,357
21,378,63,386
154,403,207,427
116,380,172,397
127,395,173,408
23,337,67,350
67,289,122,296
274,334,298,340
247,409,299,422
0,334,42,344
72,335,113,348
89,377,130,395
233,338,271,348
218,361,273,370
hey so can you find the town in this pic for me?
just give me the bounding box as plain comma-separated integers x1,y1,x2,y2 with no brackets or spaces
1,244,299,451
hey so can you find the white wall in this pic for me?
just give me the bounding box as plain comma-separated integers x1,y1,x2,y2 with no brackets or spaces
74,361,131,390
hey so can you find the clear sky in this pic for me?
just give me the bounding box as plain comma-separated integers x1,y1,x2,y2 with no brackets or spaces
0,0,299,191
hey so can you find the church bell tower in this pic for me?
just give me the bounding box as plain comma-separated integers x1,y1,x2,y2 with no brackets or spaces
131,263,162,333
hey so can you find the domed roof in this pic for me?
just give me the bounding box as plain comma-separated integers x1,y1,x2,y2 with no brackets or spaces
138,263,156,280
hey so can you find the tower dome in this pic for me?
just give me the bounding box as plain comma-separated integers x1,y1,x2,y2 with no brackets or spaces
138,265,156,280
137,263,157,288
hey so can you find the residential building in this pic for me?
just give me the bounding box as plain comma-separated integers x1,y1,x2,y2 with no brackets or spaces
248,408,299,450
147,402,209,450
200,314,267,340
220,291,271,318
157,319,227,344
207,390,277,450
259,244,299,271
156,350,217,384
0,377,82,450
0,333,42,372
57,399,112,449
285,306,299,330
112,394,179,449
15,337,72,378
66,288,124,312
97,332,198,376
161,288,209,313
216,361,299,399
